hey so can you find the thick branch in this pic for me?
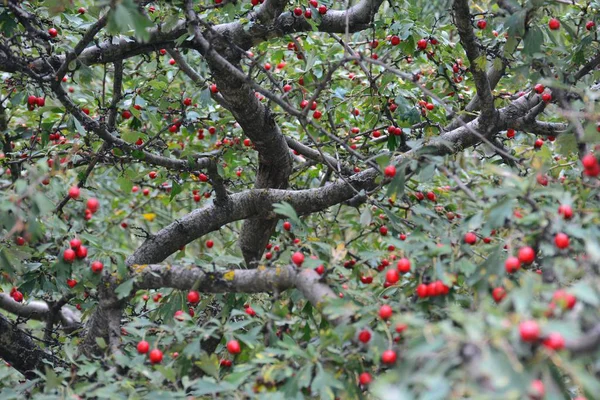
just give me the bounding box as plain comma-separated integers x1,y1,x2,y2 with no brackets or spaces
0,312,66,379
0,293,80,330
452,0,496,123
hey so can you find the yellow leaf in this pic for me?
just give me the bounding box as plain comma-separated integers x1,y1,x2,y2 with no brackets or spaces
142,213,156,222
223,271,235,281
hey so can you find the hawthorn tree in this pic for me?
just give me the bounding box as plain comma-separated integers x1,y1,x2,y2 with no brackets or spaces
1,0,600,397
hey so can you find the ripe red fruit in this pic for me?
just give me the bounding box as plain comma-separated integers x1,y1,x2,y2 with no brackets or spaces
63,248,76,263
149,171,157,179
505,256,521,273
396,258,411,273
582,153,598,169
220,359,232,367
534,83,544,94
169,58,176,65
149,348,163,364
358,372,372,385
426,191,436,201
381,349,397,364
206,240,214,248
386,269,400,284
542,332,565,350
358,329,371,343
506,128,515,138
283,221,292,231
121,110,132,119
536,174,548,186
519,320,540,342
183,97,192,106
137,340,150,354
548,18,560,30
557,204,573,219
313,110,322,119
210,84,218,94
416,283,428,298
318,4,327,14
379,226,388,236
417,39,428,50
37,97,45,107
384,165,396,178
293,7,302,16
187,290,200,305
477,20,487,29
518,246,535,264
70,238,82,250
552,289,576,310
586,21,595,30
15,236,25,246
530,380,545,398
48,28,58,37
227,339,241,354
27,95,38,106
291,251,304,266
76,245,87,259
66,279,77,288
304,9,312,18
492,287,506,303
554,232,569,249
11,290,23,302
379,304,393,320
315,265,325,275
463,232,477,245
68,186,80,199
78,7,86,14
390,35,400,45
541,92,552,103
86,198,99,213
91,261,103,274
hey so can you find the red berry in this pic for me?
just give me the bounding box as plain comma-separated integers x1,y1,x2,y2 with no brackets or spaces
384,165,396,178
464,232,477,245
416,283,428,298
557,204,573,219
386,269,400,284
292,251,304,266
149,171,157,179
379,304,393,320
206,240,214,248
227,339,241,354
37,97,45,107
66,279,77,288
379,226,388,236
313,110,322,119
11,290,23,302
396,258,411,273
183,97,192,106
63,248,76,263
505,256,521,273
518,246,535,264
86,198,99,213
548,18,560,30
477,20,487,29
121,110,132,119
187,290,200,305
91,261,103,274
381,349,397,364
149,348,163,364
554,232,570,249
426,191,436,201
519,320,540,342
506,129,515,138
15,236,26,246
586,21,595,30
530,380,545,398
534,138,544,148
534,84,544,94
492,287,506,303
390,35,400,45
169,58,176,65
70,238,82,250
358,329,371,343
283,221,292,231
582,153,598,169
68,186,80,199
542,332,565,350
304,9,312,18
542,92,552,103
293,7,302,16
318,4,327,14
210,84,218,94
48,28,58,37
417,39,428,50
358,372,372,385
76,245,87,259
137,340,150,354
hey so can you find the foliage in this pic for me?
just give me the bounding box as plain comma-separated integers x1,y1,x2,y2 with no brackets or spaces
0,0,599,399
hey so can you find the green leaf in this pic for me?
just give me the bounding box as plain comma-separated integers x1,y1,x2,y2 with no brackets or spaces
115,278,135,300
523,26,544,55
195,353,220,379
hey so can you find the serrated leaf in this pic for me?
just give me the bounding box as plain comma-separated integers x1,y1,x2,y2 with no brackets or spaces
115,278,135,299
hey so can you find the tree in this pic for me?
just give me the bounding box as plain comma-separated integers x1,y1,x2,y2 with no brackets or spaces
0,0,599,397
